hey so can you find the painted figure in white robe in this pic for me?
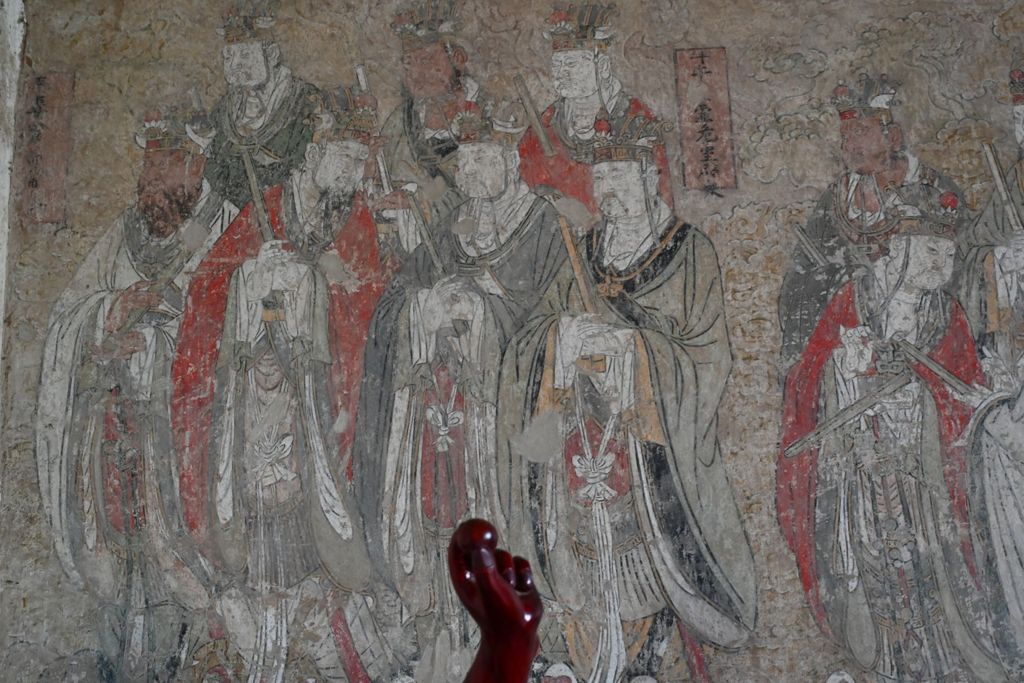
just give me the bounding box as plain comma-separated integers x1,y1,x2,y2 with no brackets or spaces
34,113,222,681
497,115,757,683
352,102,568,682
174,96,387,682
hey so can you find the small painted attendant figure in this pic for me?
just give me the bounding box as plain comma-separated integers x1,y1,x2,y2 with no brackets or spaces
778,75,966,366
518,2,673,213
352,100,569,683
499,111,756,683
36,111,220,681
172,92,387,682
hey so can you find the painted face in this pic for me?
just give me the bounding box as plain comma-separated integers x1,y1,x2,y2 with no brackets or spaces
455,142,508,198
222,41,270,88
839,115,893,174
312,140,369,198
401,43,456,101
592,160,648,219
551,49,599,99
903,235,956,291
136,150,203,238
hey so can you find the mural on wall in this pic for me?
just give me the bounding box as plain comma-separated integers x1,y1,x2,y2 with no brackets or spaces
776,69,1024,682
18,0,1024,682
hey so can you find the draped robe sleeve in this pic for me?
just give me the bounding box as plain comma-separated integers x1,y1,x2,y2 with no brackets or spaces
777,281,986,632
36,216,136,586
351,198,567,584
171,186,384,549
497,224,757,647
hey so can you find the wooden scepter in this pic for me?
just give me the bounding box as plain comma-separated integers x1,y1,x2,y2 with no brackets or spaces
514,74,598,314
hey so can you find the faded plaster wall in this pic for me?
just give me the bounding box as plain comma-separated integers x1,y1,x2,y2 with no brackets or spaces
2,1,1023,681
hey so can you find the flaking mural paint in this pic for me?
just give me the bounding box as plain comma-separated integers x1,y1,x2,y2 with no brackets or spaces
6,1,1024,682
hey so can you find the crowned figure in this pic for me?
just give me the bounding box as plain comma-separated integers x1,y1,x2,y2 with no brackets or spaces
955,65,1024,680
517,3,674,215
778,207,1008,680
195,1,325,212
36,110,222,681
498,106,756,683
778,74,967,367
352,100,570,682
172,89,388,682
370,0,488,260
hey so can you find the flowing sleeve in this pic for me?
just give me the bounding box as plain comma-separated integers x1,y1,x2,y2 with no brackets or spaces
776,282,859,632
35,221,127,584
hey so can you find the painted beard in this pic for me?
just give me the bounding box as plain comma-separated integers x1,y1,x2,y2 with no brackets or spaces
599,192,629,219
139,187,196,239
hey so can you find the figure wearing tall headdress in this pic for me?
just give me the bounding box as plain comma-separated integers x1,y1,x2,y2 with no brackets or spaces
35,111,222,681
195,1,324,212
778,211,1008,681
517,3,674,214
352,102,569,682
499,108,756,683
371,0,486,260
778,75,967,367
172,91,387,681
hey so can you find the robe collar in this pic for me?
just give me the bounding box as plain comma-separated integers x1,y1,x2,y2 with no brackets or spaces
587,212,691,300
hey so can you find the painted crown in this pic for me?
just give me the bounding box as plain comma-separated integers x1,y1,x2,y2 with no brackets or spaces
392,0,459,51
1010,68,1024,104
311,88,377,145
135,110,194,153
453,101,528,146
219,1,276,44
591,110,669,164
832,73,899,124
544,2,618,52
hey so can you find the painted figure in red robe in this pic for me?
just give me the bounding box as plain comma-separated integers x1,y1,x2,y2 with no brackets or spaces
171,91,387,681
777,216,1007,681
518,3,673,214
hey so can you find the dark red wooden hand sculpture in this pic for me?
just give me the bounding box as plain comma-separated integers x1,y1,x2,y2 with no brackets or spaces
448,519,543,683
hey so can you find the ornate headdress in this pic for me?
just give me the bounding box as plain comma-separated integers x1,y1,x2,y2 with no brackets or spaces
895,187,961,241
219,1,276,44
544,2,618,52
1011,68,1024,105
452,101,528,146
310,87,377,145
590,109,669,164
832,73,899,125
391,0,459,52
135,110,196,153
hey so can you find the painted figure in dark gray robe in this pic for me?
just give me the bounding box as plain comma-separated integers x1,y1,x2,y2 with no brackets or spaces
352,105,568,683
778,75,967,367
194,7,322,211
